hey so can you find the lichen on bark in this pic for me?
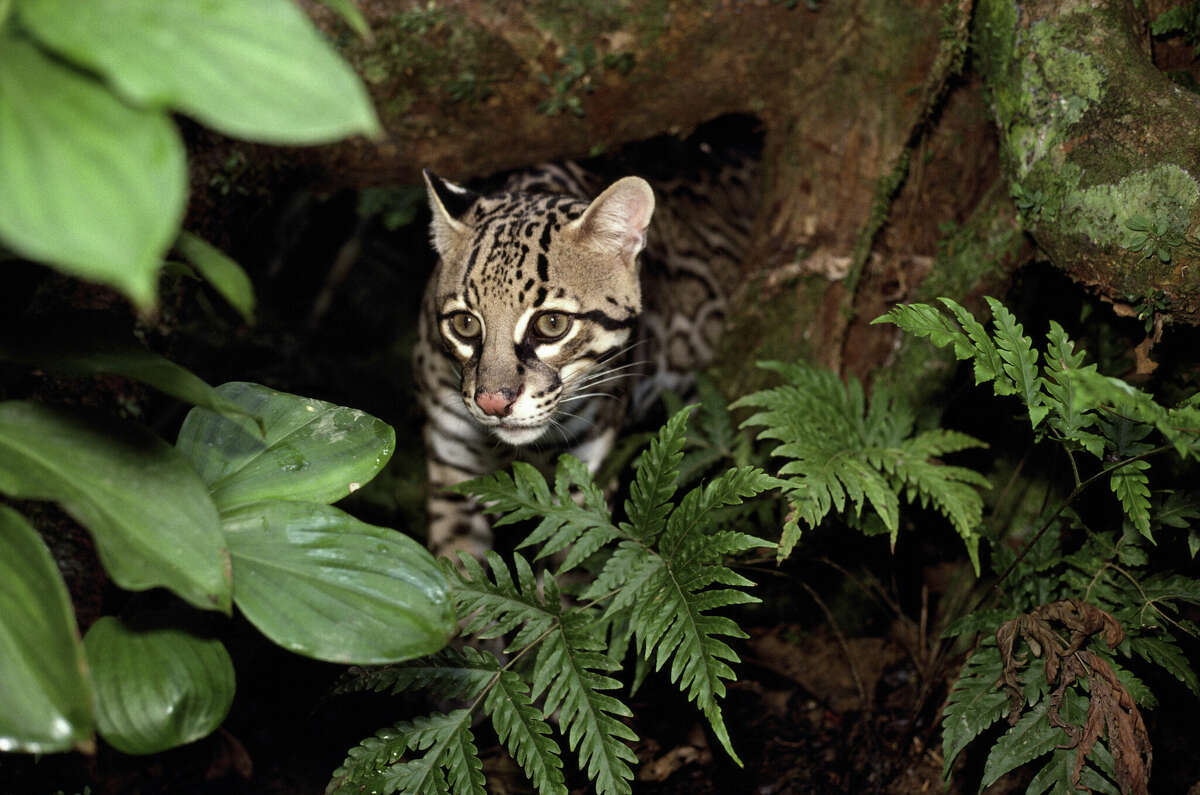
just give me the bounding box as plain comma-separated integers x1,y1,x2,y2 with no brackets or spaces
975,0,1200,321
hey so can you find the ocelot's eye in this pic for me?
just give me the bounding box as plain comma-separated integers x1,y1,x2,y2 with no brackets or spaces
448,312,481,339
532,312,571,341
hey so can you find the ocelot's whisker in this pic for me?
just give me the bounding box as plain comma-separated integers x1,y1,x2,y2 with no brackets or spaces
560,392,618,403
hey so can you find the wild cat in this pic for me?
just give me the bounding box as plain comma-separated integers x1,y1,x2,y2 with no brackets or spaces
414,155,755,557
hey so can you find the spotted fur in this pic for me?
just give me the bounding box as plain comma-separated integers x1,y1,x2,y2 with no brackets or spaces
415,156,756,557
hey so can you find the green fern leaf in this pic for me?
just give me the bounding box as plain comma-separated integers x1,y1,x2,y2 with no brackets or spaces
1109,459,1152,541
942,609,1014,639
984,297,1048,428
455,459,619,573
1129,634,1200,697
624,407,690,543
1041,322,1105,456
980,696,1070,791
871,301,974,359
450,552,557,652
532,611,638,795
660,466,782,554
939,297,1010,391
486,670,567,795
941,642,1008,778
1163,402,1200,460
328,710,475,795
334,647,497,702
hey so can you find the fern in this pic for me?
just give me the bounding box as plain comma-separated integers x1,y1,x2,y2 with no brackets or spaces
879,296,1200,794
733,359,989,568
330,407,777,794
940,639,1008,778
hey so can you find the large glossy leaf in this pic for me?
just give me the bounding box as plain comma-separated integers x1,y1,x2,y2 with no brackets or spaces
223,501,453,663
0,402,231,613
19,0,380,144
0,34,186,310
0,331,261,431
84,615,234,755
176,382,395,511
0,506,94,754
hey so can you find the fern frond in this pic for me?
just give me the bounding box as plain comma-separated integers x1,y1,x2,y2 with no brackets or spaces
485,670,567,795
871,301,975,359
1042,321,1105,456
1110,459,1152,540
660,466,782,554
335,647,498,702
450,552,557,653
1129,634,1200,697
984,297,1048,428
532,611,638,795
739,360,987,561
941,641,1008,778
455,459,619,573
980,697,1066,790
623,407,690,543
328,710,476,795
939,297,1010,391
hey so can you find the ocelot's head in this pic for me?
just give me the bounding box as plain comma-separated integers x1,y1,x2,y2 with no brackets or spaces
423,170,655,446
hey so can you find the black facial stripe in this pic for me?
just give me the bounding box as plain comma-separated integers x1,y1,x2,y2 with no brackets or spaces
537,253,549,281
575,309,637,331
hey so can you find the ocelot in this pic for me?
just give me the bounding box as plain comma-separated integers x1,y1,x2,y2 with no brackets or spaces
414,140,758,558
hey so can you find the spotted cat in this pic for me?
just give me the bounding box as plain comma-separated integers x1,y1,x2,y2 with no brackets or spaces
415,154,756,557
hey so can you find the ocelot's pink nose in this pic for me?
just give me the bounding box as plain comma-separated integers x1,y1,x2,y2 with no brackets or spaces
474,387,520,417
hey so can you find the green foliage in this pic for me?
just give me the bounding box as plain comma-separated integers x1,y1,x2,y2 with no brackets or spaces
0,0,377,310
331,407,777,795
1152,1,1200,52
733,360,989,568
83,615,235,755
878,297,1200,793
0,379,450,757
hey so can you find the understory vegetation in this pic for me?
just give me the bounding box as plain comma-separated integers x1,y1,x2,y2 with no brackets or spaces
328,297,1200,795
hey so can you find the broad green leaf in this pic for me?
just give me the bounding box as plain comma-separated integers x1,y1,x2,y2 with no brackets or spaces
0,331,261,431
222,500,452,663
0,402,231,613
176,382,395,511
19,0,380,144
0,506,94,754
174,232,256,323
0,35,186,310
84,615,234,755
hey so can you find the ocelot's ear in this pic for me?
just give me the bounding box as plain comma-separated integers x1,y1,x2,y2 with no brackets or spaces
423,169,478,257
570,176,655,265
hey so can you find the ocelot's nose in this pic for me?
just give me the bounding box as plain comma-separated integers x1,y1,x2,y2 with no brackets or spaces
474,386,521,417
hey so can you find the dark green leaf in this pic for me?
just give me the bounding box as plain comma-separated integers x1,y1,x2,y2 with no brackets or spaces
0,331,261,430
84,615,234,755
176,382,394,511
223,500,452,663
0,34,186,309
0,402,230,612
174,232,256,323
981,698,1069,789
19,0,380,144
0,506,94,754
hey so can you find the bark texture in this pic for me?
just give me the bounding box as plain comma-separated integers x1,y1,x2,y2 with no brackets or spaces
976,0,1200,322
189,0,1200,393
